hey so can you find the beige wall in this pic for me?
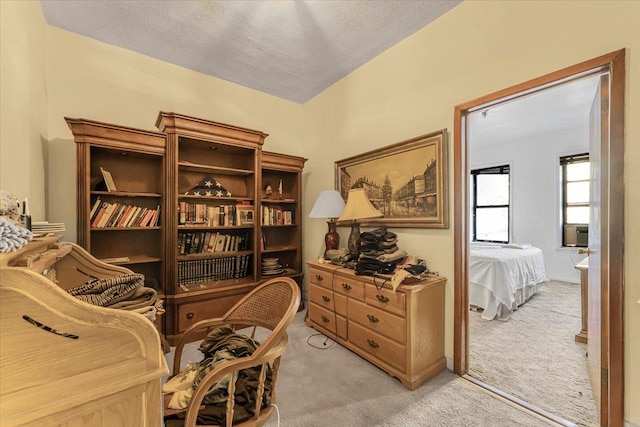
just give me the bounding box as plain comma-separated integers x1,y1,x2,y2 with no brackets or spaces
45,26,304,243
302,1,639,423
1,0,638,423
0,1,47,220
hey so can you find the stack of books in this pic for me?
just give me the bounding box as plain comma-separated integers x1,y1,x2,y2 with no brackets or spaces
31,221,66,236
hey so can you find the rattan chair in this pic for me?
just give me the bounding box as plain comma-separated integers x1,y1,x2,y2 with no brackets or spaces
164,277,300,427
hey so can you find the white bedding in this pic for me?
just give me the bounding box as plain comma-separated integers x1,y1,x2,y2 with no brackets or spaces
469,243,549,320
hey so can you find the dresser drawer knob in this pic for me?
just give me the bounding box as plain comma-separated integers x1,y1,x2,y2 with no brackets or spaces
367,339,379,349
376,294,390,304
366,314,379,323
321,315,330,323
342,283,352,291
186,312,195,320
315,274,323,281
322,295,331,303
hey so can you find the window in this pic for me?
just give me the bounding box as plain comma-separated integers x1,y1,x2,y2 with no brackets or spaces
560,153,590,247
471,165,510,243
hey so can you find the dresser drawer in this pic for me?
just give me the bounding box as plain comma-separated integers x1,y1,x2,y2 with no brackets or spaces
365,284,405,316
349,299,406,345
334,292,347,317
333,275,365,300
309,283,335,311
349,321,407,372
309,267,332,290
308,302,336,334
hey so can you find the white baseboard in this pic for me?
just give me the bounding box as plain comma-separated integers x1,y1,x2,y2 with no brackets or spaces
446,356,453,371
626,421,639,427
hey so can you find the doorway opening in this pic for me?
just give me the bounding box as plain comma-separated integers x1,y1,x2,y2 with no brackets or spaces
453,50,625,426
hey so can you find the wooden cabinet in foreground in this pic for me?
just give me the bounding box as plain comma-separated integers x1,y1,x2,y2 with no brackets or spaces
0,236,168,426
306,261,446,390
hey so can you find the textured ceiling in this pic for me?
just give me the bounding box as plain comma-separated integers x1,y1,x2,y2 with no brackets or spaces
39,0,597,141
40,0,462,104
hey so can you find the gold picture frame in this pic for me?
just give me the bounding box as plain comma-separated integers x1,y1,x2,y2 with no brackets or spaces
335,129,448,228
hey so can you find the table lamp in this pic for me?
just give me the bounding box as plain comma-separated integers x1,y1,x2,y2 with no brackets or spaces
309,189,346,257
338,188,383,259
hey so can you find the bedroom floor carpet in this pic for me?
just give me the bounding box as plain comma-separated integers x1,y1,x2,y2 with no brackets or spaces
468,280,598,427
167,311,556,427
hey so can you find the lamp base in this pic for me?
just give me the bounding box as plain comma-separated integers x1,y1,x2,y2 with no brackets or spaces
347,221,361,260
324,220,340,257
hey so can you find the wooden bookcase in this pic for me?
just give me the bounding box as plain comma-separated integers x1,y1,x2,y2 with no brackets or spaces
66,118,167,325
70,113,306,344
260,151,307,301
157,112,268,344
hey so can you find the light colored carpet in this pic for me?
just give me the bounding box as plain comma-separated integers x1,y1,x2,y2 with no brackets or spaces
167,311,555,427
468,280,598,427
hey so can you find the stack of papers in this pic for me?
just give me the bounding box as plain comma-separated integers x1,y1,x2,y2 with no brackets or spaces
31,221,66,236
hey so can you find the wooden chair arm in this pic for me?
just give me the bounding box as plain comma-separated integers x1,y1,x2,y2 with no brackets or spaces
182,333,289,427
172,317,226,376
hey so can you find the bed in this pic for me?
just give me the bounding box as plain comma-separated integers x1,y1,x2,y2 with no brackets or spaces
469,243,549,321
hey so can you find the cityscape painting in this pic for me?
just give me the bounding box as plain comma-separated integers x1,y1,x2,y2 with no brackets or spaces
335,129,448,228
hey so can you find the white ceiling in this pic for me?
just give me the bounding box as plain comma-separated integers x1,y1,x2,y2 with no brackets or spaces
40,0,461,104
468,75,601,147
39,0,598,142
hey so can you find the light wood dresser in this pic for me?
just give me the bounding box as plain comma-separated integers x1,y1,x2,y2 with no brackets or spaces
0,237,168,426
305,261,446,390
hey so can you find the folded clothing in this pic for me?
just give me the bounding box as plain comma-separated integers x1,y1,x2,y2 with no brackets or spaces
163,326,272,426
360,227,397,243
355,256,403,276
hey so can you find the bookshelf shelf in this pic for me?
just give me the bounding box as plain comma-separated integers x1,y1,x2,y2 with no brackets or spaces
100,255,162,265
262,245,297,253
178,161,253,176
179,195,253,202
261,199,297,204
178,250,253,261
177,225,253,230
175,277,256,296
91,191,162,198
91,226,162,231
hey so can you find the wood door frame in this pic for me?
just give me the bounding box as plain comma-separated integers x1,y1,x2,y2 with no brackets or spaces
453,49,625,426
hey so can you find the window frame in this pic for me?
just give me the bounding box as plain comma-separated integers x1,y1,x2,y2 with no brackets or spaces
560,152,590,247
471,164,510,244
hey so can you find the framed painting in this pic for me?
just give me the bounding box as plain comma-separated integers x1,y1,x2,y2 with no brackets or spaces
236,206,254,226
335,129,448,228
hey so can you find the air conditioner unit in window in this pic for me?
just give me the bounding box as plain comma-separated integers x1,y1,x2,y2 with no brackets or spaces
564,224,589,247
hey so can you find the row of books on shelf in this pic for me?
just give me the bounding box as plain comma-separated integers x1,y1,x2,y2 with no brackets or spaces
262,206,293,226
179,202,253,227
90,198,160,228
178,231,250,255
178,254,251,286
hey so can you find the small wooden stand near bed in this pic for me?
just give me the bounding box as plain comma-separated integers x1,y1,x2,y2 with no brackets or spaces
0,236,168,426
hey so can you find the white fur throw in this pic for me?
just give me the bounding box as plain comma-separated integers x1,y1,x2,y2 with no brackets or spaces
0,218,33,253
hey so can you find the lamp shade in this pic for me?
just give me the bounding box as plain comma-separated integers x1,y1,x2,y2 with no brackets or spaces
309,190,345,219
338,188,383,222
